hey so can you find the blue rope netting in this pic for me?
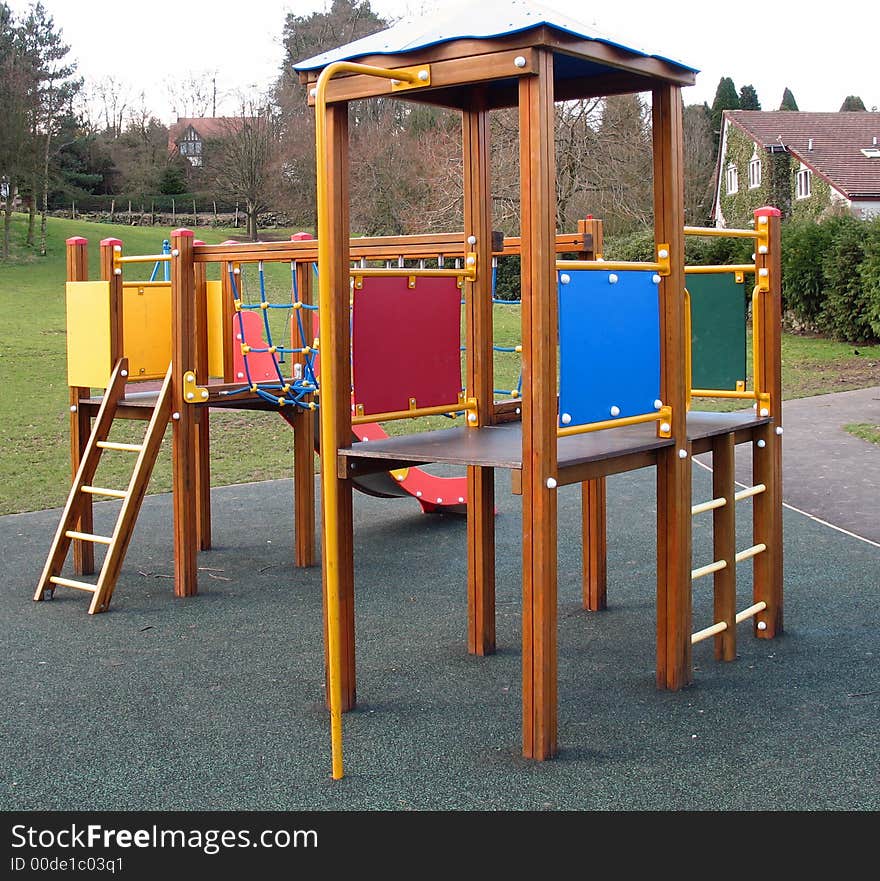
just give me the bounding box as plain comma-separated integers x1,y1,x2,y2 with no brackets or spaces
220,260,320,410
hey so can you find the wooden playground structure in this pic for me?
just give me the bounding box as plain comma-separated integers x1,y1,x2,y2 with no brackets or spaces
35,5,784,779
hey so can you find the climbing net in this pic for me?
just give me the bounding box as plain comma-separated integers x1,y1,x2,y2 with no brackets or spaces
220,260,320,410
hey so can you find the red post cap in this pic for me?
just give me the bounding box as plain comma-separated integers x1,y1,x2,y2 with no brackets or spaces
755,206,782,218
66,236,88,245
290,232,314,241
99,237,123,247
193,239,205,246
221,239,240,245
171,228,194,237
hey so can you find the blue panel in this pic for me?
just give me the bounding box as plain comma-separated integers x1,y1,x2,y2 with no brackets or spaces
558,269,661,428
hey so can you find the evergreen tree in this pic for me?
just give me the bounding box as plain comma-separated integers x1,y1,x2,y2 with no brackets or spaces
739,84,761,110
779,87,799,111
839,95,866,111
710,77,739,153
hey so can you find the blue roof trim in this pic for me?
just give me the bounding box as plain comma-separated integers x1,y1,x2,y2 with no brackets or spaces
293,1,697,75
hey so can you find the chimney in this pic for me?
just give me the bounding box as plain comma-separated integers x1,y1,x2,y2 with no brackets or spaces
808,138,813,151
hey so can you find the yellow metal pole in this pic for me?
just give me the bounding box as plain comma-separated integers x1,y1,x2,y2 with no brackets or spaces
314,60,426,781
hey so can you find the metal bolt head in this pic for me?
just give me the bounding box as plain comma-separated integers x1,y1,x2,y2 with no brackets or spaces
514,55,527,68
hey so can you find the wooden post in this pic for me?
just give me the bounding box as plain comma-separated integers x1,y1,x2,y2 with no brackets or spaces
292,250,316,569
462,87,496,656
318,102,356,712
99,237,125,367
219,242,239,383
193,240,211,551
753,206,783,637
712,433,736,661
170,228,199,597
67,237,93,575
519,50,558,760
652,85,692,690
577,217,607,611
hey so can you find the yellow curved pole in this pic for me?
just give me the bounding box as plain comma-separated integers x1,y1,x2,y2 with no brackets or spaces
315,60,423,781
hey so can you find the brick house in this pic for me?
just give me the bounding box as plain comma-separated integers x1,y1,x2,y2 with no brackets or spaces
713,111,880,227
167,117,252,168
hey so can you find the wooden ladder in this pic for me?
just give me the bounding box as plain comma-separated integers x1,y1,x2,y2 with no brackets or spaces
34,359,173,614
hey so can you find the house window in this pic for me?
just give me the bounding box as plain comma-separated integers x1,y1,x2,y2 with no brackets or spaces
726,163,738,195
748,154,761,189
796,163,812,199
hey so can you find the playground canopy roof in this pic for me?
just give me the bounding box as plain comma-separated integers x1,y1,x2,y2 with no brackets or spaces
293,0,698,110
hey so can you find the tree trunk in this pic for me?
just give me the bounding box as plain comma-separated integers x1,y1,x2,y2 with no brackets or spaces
247,200,258,241
27,192,36,247
2,204,11,260
39,134,51,256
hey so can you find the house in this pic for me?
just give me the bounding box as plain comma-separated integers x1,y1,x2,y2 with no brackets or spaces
167,117,251,167
713,111,880,227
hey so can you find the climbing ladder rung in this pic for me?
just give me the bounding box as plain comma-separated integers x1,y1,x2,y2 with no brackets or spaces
65,530,113,545
735,543,766,563
735,601,767,623
734,484,766,502
691,559,727,580
97,441,144,452
81,486,128,499
49,575,97,593
691,620,728,644
691,497,726,516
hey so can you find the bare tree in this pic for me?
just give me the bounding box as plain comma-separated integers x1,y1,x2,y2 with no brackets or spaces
165,70,217,121
94,75,130,138
213,102,275,240
682,103,716,226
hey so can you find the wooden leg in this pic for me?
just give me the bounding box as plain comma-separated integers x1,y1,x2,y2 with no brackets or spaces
467,465,496,655
293,408,316,568
582,477,607,611
753,425,783,637
195,407,211,551
656,444,692,689
70,389,95,576
172,405,199,597
712,433,736,661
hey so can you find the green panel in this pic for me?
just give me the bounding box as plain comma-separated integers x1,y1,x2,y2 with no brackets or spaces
688,273,747,391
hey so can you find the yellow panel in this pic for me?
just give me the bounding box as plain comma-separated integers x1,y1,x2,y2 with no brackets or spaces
122,283,172,380
206,280,225,377
66,281,112,388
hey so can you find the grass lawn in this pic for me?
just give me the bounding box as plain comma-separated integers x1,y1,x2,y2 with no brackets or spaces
1,213,878,514
844,422,880,446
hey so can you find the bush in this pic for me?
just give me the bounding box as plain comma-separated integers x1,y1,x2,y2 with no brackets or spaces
781,219,834,328
821,215,875,342
862,216,880,339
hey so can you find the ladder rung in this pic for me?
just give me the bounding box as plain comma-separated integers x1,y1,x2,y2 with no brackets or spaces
49,575,97,593
691,497,727,516
81,485,128,499
691,620,728,644
735,543,767,563
691,559,727,580
735,601,767,624
734,484,766,502
97,441,143,452
65,530,113,545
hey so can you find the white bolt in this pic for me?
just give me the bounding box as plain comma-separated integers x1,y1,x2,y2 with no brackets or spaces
759,267,769,277
113,244,121,252
775,426,783,435
561,412,572,425
751,253,756,261
114,268,122,275
201,390,208,399
546,477,557,489
758,216,768,225
390,78,399,86
458,497,464,503
436,498,443,504
186,392,194,400
467,412,478,423
658,248,669,259
652,274,661,284
608,273,618,284
513,55,527,68
466,256,475,266
757,620,767,631
760,407,769,417
756,439,766,448
610,405,620,417
515,407,521,415
234,267,241,275
678,448,688,459
654,399,663,409
70,405,77,413
237,372,244,379
172,412,180,420
418,69,429,82
120,369,128,377
467,235,476,245
171,248,179,257
415,491,422,498
310,88,317,98
660,422,671,433
758,245,768,254
396,473,403,481
559,273,570,285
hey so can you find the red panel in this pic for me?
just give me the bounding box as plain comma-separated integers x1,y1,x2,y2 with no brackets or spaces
232,310,277,382
352,275,462,415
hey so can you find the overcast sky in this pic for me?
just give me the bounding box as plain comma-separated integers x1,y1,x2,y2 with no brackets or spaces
8,0,879,120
